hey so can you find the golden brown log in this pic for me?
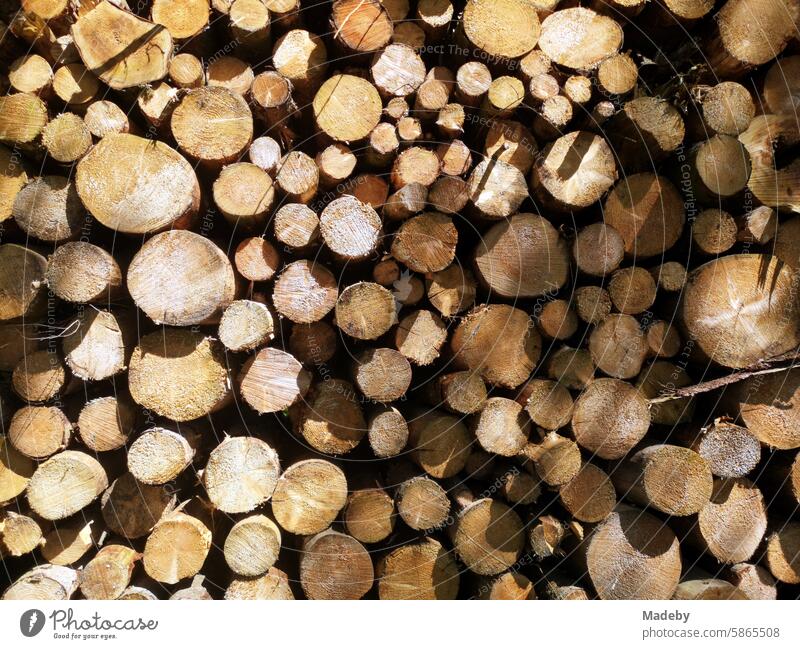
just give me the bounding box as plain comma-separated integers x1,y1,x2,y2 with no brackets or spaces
128,329,231,422
76,133,200,234
143,510,212,585
271,459,348,535
27,450,108,520
128,231,236,326
224,514,282,576
344,487,395,543
451,304,540,389
377,537,459,600
79,544,139,600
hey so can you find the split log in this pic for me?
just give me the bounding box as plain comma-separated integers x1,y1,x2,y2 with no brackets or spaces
71,1,172,89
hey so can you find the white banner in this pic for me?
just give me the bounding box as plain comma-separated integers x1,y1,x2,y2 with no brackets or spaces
0,601,797,649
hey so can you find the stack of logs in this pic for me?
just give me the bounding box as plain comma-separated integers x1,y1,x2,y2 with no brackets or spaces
1,0,800,600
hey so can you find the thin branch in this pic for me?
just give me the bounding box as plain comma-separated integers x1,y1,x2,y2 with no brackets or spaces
648,351,800,404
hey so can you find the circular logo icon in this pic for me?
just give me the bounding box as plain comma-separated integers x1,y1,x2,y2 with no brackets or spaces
20,609,45,638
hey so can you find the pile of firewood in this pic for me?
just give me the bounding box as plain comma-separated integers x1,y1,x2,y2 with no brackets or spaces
1,0,800,601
